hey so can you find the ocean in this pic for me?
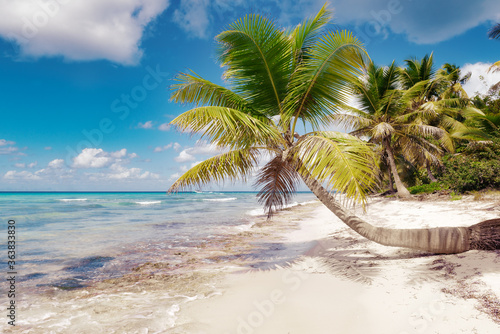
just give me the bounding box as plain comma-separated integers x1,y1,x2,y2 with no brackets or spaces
0,191,317,332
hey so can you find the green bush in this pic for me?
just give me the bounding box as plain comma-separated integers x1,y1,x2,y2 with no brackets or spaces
408,182,444,194
440,155,500,193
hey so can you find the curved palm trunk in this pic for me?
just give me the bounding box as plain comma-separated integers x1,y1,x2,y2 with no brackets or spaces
383,138,411,198
301,173,500,254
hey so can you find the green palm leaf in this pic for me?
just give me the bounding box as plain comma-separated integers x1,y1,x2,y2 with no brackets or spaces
293,132,378,205
168,148,260,192
285,30,368,130
170,106,282,149
216,14,291,115
170,71,255,114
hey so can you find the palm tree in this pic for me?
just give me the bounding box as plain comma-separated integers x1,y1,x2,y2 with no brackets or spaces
332,61,454,196
168,6,500,253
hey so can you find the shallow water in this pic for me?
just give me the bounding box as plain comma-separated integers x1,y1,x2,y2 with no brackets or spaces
0,191,316,332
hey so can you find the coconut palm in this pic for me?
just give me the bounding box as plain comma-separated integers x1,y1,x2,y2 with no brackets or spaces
168,6,500,253
331,61,452,197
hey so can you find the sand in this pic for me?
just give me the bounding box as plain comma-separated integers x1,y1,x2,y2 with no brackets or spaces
5,195,500,333
170,195,500,334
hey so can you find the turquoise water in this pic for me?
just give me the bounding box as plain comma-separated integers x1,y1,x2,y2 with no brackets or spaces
0,191,316,292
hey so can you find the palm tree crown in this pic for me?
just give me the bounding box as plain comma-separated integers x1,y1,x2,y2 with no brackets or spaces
169,5,377,216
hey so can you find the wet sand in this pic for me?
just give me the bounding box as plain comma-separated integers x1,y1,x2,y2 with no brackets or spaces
4,196,500,333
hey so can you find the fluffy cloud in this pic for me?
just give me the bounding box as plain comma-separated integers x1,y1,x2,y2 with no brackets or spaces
171,0,500,45
0,0,170,65
48,159,65,169
462,62,500,97
174,150,195,163
173,0,211,38
137,121,154,129
3,147,159,183
172,0,245,38
272,0,500,44
174,140,225,162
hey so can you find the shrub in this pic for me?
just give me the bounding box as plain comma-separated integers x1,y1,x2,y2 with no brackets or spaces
408,182,444,194
440,155,500,193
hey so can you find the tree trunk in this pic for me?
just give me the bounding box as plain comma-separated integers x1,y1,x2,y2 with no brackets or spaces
300,173,500,254
387,170,394,193
426,163,438,183
383,138,411,198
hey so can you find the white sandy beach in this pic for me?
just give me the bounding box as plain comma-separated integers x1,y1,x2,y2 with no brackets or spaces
5,195,500,333
170,195,500,334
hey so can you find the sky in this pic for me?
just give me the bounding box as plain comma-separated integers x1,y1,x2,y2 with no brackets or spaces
0,0,500,191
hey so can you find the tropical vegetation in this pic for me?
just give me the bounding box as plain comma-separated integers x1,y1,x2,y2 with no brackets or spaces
168,5,500,253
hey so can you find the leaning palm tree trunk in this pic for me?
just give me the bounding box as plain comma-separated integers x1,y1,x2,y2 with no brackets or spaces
383,139,411,198
300,173,500,254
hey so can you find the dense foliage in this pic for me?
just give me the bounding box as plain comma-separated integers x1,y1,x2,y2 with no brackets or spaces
440,140,500,192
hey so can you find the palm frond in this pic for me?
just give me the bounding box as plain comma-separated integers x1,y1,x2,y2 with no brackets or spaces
216,14,291,115
170,71,256,114
290,4,332,70
292,132,378,205
284,30,368,130
254,155,301,218
170,106,282,149
168,148,260,192
329,113,373,133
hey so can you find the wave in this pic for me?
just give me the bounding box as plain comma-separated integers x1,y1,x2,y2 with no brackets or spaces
202,197,237,202
135,201,162,205
59,198,88,202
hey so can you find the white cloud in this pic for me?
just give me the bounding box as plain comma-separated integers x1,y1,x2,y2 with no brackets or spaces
72,148,130,168
4,170,42,180
48,159,64,169
173,0,211,38
72,148,113,168
0,140,19,155
44,146,52,150
105,163,159,180
158,123,171,131
173,142,182,151
154,143,173,152
169,172,181,180
137,121,154,129
15,161,38,168
174,150,196,162
0,146,19,155
273,0,500,45
0,139,15,146
462,62,500,97
174,140,225,162
0,0,170,65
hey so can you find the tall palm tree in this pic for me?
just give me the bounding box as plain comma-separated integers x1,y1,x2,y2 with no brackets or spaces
331,62,444,197
168,6,500,253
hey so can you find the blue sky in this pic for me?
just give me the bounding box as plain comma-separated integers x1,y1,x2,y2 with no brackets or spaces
0,0,500,191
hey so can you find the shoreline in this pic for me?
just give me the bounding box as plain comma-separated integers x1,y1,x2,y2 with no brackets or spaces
170,195,500,333
5,196,500,333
